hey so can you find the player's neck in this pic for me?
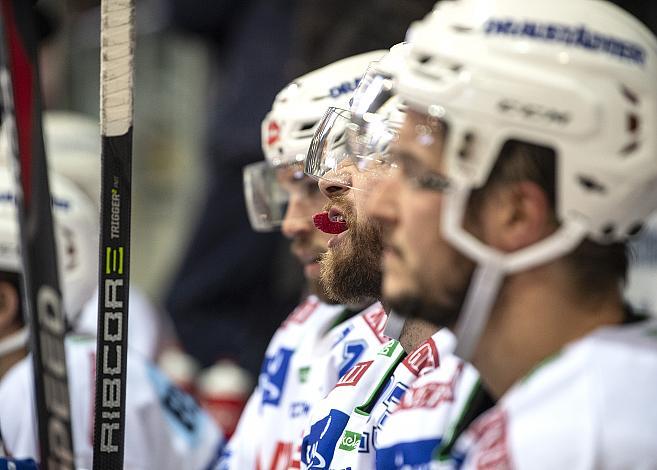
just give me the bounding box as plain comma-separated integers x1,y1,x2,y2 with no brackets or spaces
472,263,624,400
399,317,438,352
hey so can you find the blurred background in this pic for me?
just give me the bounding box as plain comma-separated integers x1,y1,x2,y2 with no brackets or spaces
18,0,657,435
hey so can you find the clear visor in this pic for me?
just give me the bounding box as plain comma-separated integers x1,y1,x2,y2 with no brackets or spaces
304,107,400,191
350,66,395,128
243,161,289,232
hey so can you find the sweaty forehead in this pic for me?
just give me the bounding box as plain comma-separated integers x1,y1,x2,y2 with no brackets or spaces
398,110,446,171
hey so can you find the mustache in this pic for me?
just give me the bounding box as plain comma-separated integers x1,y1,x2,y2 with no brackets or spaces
322,195,356,226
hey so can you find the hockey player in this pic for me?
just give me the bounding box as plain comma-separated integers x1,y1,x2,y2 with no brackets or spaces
0,169,223,468
218,51,392,470
365,0,657,467
298,44,469,470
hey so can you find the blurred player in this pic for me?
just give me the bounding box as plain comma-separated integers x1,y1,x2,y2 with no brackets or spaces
0,169,223,468
219,51,391,470
366,0,657,467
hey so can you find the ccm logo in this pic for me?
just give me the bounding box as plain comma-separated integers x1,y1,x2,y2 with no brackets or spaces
336,361,373,387
497,99,570,125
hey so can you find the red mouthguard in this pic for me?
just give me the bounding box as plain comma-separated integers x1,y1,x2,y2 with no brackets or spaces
313,211,348,234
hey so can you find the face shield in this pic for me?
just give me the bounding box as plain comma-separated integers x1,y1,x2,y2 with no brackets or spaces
243,161,290,232
304,106,402,192
243,160,327,232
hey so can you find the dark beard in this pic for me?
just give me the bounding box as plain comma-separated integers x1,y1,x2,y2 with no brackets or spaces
319,218,383,305
388,274,472,331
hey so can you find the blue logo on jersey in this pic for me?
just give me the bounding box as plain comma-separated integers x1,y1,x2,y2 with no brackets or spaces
332,325,354,349
260,347,294,407
338,340,367,379
329,78,360,98
484,18,646,66
375,439,441,470
376,381,409,430
302,409,351,469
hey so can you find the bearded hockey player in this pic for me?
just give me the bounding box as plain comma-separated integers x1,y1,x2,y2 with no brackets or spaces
366,0,657,468
298,44,473,470
218,51,393,470
0,169,223,469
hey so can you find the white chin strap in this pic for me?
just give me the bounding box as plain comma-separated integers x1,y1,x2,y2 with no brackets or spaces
0,326,29,357
444,186,589,361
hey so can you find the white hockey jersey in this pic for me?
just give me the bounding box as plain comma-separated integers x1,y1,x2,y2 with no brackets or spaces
0,335,223,470
452,318,657,470
374,353,484,470
300,328,455,470
218,297,389,470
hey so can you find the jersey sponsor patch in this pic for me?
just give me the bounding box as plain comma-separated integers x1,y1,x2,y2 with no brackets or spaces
375,438,441,470
260,347,295,407
146,364,207,446
283,298,320,327
339,430,362,452
302,409,351,469
402,338,439,377
397,378,456,412
338,340,367,379
336,361,373,387
363,307,389,344
468,407,511,470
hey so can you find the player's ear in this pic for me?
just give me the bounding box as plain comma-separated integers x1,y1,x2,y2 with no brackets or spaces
0,280,20,330
478,180,554,252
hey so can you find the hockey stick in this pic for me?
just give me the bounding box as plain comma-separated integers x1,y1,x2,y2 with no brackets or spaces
0,1,75,469
92,1,135,468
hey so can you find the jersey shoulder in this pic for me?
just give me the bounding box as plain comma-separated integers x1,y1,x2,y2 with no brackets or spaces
467,319,657,470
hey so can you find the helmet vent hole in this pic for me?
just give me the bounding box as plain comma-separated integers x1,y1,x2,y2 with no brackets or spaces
577,175,606,193
620,85,639,105
418,55,432,65
627,223,644,237
627,113,639,133
299,122,316,132
602,224,615,238
620,140,640,155
458,132,475,160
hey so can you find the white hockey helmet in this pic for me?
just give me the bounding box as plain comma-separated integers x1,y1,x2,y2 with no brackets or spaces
0,168,98,329
245,50,385,231
0,111,101,210
43,111,101,210
395,0,657,358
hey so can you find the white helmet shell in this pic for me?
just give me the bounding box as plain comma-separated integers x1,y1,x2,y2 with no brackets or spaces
261,50,386,167
0,168,98,325
398,0,657,246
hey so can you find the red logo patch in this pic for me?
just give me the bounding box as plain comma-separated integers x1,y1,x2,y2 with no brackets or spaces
397,364,461,411
470,407,511,470
363,306,389,344
402,339,439,376
267,121,281,147
283,297,319,327
335,360,373,387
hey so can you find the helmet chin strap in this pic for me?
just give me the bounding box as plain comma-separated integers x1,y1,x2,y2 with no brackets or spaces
0,326,29,357
453,263,505,360
444,185,589,361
